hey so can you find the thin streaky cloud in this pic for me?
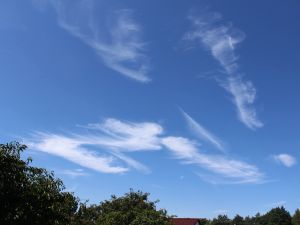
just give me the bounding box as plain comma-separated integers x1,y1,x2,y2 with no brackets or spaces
59,169,89,178
28,118,264,184
30,133,129,174
161,136,264,184
180,109,225,151
272,154,297,167
195,172,269,185
111,151,151,174
35,0,151,82
213,209,228,215
185,10,263,130
223,76,263,130
184,11,244,74
83,118,163,151
29,118,163,174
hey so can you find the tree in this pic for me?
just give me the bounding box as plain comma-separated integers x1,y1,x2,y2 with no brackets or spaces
210,215,231,225
72,190,172,225
264,207,292,225
199,218,210,225
0,142,78,225
232,214,244,225
292,209,300,225
243,216,255,225
71,203,102,225
254,212,267,225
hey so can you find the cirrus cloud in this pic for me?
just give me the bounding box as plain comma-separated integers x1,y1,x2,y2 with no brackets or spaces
28,117,264,184
32,0,151,82
184,10,263,130
272,154,297,167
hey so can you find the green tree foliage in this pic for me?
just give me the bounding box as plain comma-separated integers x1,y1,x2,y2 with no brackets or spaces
72,190,172,225
232,214,244,225
254,213,267,225
243,216,255,225
292,209,300,225
71,203,103,225
264,207,292,225
210,215,231,225
0,142,78,225
199,218,210,225
1,142,298,225
206,207,295,225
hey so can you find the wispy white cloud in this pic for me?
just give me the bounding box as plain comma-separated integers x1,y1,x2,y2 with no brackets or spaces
214,209,228,215
223,76,263,130
29,118,163,174
181,109,224,151
185,10,263,130
28,118,264,184
272,154,297,167
30,133,128,174
161,136,264,184
59,168,89,178
83,118,163,151
111,151,150,174
34,0,150,82
185,12,244,74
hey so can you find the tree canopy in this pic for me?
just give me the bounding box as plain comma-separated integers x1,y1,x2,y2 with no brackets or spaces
0,142,78,225
72,190,172,225
264,207,292,225
1,141,299,225
210,215,231,225
292,209,300,225
0,142,172,225
204,207,294,225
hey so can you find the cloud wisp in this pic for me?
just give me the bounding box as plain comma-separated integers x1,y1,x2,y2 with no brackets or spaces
29,118,164,174
82,118,163,151
28,118,264,184
223,76,263,130
272,154,297,167
161,136,264,184
185,10,263,130
214,209,228,215
179,110,263,183
59,169,89,178
30,132,129,174
181,109,225,151
36,0,150,82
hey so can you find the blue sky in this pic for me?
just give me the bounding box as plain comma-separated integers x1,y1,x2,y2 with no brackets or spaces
1,0,300,219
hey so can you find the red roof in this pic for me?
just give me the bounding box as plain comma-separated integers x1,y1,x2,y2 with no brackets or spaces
172,218,200,225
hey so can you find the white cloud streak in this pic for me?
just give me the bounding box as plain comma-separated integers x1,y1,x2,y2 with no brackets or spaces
273,154,297,167
83,118,163,151
111,151,150,174
29,118,163,174
223,77,263,129
30,133,128,174
185,12,244,74
36,0,150,82
161,136,264,184
214,209,228,215
185,11,263,130
181,109,224,151
59,169,89,178
28,118,264,184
